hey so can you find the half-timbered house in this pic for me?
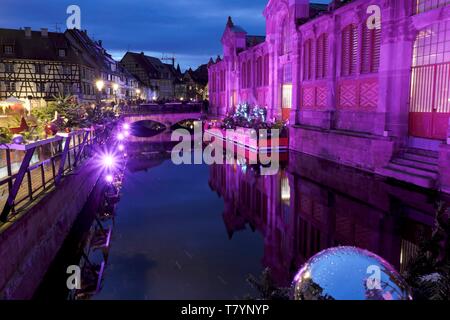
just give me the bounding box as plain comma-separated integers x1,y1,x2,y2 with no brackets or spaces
0,27,96,107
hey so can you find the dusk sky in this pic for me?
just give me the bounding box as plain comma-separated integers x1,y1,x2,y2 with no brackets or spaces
0,0,330,70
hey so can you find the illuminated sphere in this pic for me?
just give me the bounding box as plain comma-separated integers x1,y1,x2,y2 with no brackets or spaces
12,134,24,144
292,246,412,300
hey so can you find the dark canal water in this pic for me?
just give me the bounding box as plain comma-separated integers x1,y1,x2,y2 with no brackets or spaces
36,136,449,300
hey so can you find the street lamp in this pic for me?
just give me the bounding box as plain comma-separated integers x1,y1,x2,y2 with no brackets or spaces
96,80,105,92
113,83,119,104
95,79,105,105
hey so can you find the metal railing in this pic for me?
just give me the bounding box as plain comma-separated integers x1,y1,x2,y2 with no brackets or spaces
0,127,108,222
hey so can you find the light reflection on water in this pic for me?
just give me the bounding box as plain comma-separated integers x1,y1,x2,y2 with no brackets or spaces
90,140,447,299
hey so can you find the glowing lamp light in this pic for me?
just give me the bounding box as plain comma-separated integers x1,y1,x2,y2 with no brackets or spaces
105,174,114,183
123,123,130,130
123,130,130,137
96,80,105,91
117,133,125,141
102,155,115,168
112,83,119,91
118,144,125,151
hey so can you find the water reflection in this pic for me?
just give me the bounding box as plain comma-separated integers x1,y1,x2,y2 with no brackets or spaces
208,152,448,288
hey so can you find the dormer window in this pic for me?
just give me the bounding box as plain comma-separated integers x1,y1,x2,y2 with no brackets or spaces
58,49,66,57
4,45,14,54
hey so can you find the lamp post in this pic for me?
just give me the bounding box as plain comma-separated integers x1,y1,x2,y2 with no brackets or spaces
113,83,119,104
135,89,141,104
95,80,104,105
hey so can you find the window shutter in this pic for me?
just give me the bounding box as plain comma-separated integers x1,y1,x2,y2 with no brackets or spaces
316,34,329,79
350,25,358,75
361,25,371,74
304,39,313,80
372,28,381,73
342,24,358,76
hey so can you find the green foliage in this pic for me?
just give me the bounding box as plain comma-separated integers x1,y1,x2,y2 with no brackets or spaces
0,127,12,144
31,102,58,124
403,202,450,300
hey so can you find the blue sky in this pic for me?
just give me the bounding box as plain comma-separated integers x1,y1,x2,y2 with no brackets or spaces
0,0,330,70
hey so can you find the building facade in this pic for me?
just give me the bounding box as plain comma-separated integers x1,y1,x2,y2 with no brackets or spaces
121,52,183,101
208,0,450,192
65,29,140,103
0,27,96,108
0,27,142,107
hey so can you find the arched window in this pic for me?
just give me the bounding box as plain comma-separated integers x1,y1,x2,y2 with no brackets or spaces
414,0,450,14
264,54,270,86
341,24,358,76
361,22,381,74
410,20,450,139
246,61,252,88
282,18,291,55
256,57,263,87
303,39,313,80
316,33,329,79
241,62,246,89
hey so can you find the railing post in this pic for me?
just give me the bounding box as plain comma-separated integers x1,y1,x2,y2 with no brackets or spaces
73,131,90,167
0,147,36,222
55,137,72,186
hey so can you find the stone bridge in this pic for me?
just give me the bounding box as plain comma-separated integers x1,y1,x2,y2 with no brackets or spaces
122,112,203,128
120,104,204,143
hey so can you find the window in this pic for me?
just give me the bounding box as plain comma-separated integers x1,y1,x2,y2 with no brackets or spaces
241,62,246,89
303,39,313,80
3,45,13,54
361,22,381,74
58,49,66,57
282,18,291,55
5,63,14,73
283,64,292,84
63,65,71,75
35,64,46,74
256,57,263,87
316,33,329,79
413,20,450,67
246,61,251,88
414,0,450,14
341,24,358,76
63,84,71,94
37,82,46,93
5,82,16,91
264,54,269,86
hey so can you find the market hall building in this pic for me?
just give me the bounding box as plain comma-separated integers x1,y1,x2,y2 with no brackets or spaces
208,0,450,192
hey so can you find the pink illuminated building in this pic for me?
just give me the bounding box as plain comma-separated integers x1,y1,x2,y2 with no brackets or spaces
208,0,450,192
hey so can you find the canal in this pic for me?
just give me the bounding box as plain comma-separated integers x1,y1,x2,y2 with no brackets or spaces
35,134,449,300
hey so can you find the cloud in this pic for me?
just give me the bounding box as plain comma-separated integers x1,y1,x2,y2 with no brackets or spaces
0,0,330,69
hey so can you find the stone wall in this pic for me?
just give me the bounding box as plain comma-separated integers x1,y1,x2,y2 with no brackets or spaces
289,125,394,172
439,144,450,194
0,158,102,299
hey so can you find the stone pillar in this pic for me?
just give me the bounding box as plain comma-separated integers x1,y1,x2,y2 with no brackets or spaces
380,8,415,149
290,32,301,125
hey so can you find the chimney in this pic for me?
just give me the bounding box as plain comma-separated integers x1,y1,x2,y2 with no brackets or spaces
24,27,32,38
98,40,103,47
41,28,48,37
290,0,310,20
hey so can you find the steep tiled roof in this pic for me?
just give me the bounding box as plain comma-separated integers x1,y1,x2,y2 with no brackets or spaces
65,28,116,73
0,28,92,67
